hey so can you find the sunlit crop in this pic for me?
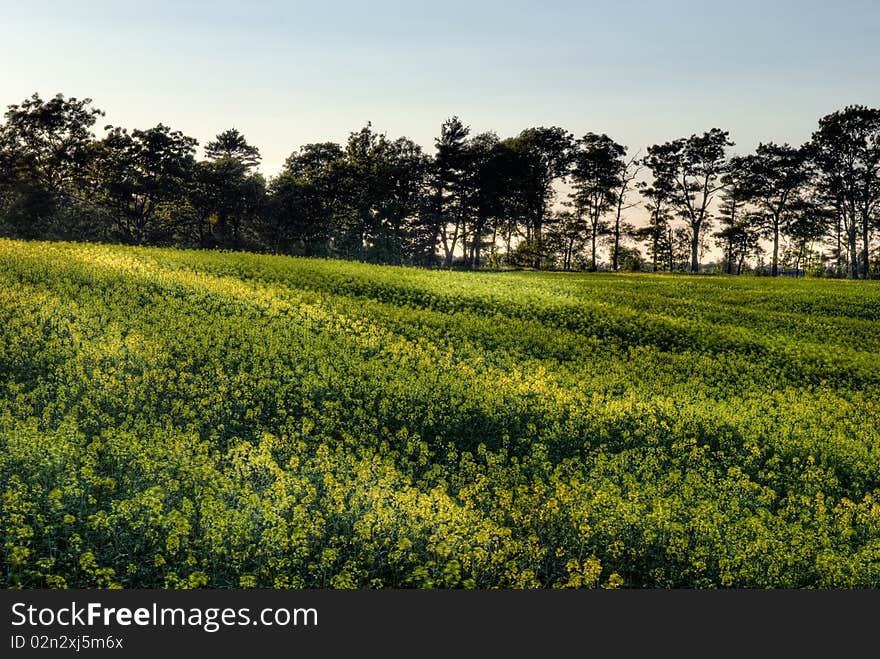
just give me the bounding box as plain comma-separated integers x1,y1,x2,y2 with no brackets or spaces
2,239,880,588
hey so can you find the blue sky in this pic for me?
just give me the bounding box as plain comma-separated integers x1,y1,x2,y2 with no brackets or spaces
2,0,879,178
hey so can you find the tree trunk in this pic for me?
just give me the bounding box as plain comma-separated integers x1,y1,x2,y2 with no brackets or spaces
612,200,623,271
590,225,597,271
848,215,858,279
690,222,700,273
652,232,658,273
771,215,780,277
533,217,542,270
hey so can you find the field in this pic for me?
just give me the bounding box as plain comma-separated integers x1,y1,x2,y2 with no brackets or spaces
2,239,880,589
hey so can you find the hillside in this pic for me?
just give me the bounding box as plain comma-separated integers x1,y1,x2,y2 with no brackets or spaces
2,239,880,588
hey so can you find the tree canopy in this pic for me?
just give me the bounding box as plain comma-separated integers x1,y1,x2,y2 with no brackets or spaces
1,92,879,277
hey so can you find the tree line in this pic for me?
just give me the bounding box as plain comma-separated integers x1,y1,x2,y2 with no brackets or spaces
1,92,878,277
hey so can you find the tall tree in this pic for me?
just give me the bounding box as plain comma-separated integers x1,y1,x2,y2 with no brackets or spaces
548,207,587,270
266,142,343,255
713,155,750,274
431,116,470,268
371,136,431,264
204,128,261,169
809,106,880,278
197,128,264,248
505,126,573,268
609,152,642,271
569,133,623,271
633,198,673,272
712,159,762,277
332,123,429,264
332,123,385,260
636,169,676,272
0,93,104,237
92,123,198,244
737,143,809,276
645,128,733,272
463,131,506,269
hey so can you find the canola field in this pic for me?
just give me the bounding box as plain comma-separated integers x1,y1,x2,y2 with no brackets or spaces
2,239,880,589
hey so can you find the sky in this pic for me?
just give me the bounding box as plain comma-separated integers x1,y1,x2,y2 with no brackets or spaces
2,0,879,232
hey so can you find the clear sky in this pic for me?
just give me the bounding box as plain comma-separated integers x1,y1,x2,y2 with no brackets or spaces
3,0,879,180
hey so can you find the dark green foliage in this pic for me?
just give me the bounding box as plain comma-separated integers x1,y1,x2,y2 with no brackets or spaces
809,106,880,279
569,133,626,271
644,129,734,273
0,93,104,240
1,93,878,274
90,124,198,245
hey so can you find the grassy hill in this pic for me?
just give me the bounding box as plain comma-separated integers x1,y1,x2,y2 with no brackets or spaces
2,239,880,588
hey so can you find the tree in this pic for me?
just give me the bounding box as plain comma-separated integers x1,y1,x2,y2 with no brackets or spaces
547,206,587,271
671,226,693,271
431,116,470,268
266,142,343,255
809,106,880,279
785,195,835,276
92,123,198,244
645,128,734,272
190,161,266,249
737,143,809,276
331,123,430,264
196,128,265,248
713,217,762,275
370,136,431,264
569,133,624,271
614,244,644,271
0,92,104,238
633,199,673,272
204,128,261,169
330,123,384,260
712,155,749,274
504,126,574,268
462,131,506,269
609,152,642,271
636,172,676,272
478,137,528,264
